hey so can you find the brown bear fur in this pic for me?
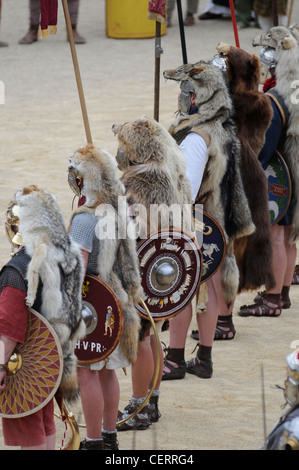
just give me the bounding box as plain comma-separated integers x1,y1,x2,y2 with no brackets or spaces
219,44,275,292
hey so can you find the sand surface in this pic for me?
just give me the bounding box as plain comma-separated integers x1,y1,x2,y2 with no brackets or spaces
0,0,299,451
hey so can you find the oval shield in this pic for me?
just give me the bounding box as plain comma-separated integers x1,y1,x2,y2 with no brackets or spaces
75,275,124,364
0,308,63,419
266,150,292,225
193,209,226,283
136,228,202,320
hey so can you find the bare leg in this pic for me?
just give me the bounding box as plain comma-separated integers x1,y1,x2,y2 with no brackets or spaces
77,367,103,439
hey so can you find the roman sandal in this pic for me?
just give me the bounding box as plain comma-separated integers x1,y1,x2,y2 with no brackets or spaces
186,344,213,379
214,314,236,340
238,294,281,317
162,347,186,381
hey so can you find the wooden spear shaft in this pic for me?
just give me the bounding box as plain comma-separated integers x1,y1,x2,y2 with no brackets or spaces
154,21,161,122
61,0,93,144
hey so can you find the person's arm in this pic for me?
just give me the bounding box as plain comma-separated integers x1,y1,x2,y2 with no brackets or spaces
180,132,209,203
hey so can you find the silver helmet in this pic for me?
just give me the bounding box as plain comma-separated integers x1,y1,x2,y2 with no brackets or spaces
260,46,276,69
211,53,227,71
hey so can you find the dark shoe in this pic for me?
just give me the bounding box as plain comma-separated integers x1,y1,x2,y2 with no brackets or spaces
198,12,222,20
117,400,151,431
79,438,104,450
254,290,291,309
71,25,86,44
238,296,281,317
186,356,213,378
102,431,119,450
0,40,8,47
148,395,161,423
214,314,236,340
19,25,39,44
162,358,186,380
184,16,195,26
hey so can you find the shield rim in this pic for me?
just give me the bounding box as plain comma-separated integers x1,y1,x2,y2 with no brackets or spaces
0,308,63,419
76,275,124,364
268,150,292,225
136,227,202,320
193,209,226,284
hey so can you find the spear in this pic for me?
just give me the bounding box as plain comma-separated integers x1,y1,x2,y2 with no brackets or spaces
272,0,278,26
176,0,188,64
229,0,240,48
61,0,92,144
288,0,294,26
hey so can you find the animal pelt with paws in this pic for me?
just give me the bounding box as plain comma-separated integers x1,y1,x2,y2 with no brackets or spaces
112,115,193,239
14,185,86,402
164,61,255,304
68,144,143,363
253,26,299,242
216,42,275,293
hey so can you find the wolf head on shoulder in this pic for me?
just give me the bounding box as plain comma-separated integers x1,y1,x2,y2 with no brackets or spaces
163,61,232,122
14,185,68,251
68,144,125,209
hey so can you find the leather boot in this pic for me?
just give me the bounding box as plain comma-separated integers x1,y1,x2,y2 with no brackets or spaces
70,25,86,44
19,24,39,44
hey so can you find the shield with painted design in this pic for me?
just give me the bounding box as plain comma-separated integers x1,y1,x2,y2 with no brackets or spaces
193,208,226,283
75,275,124,364
136,228,202,320
265,150,292,225
0,308,63,418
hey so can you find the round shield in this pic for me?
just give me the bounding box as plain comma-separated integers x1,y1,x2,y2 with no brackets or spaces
193,209,226,283
265,150,292,225
0,308,63,419
75,275,124,364
136,228,202,320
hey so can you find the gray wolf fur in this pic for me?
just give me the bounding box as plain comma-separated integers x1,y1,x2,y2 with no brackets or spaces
253,26,299,242
68,144,142,364
15,185,86,401
112,115,193,239
163,62,255,304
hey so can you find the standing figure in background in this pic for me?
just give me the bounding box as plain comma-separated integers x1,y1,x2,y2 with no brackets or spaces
0,0,8,46
19,0,86,45
254,0,288,32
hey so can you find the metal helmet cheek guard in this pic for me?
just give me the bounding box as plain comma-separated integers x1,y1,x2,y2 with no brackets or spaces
68,166,83,197
5,201,24,248
259,46,276,81
178,80,196,115
284,350,299,406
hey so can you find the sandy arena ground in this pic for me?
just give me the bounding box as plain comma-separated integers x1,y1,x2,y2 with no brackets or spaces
0,0,299,451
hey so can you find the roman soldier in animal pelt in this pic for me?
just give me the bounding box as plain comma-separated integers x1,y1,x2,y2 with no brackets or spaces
5,186,86,401
216,42,275,293
0,186,86,449
237,26,299,317
155,62,255,381
67,144,143,449
111,116,193,430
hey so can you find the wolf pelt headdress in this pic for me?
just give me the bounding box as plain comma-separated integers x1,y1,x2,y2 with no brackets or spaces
14,185,86,402
112,115,193,239
164,62,255,304
68,144,142,363
216,43,275,293
253,26,299,242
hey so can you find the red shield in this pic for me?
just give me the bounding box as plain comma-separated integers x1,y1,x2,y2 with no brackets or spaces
75,275,124,364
